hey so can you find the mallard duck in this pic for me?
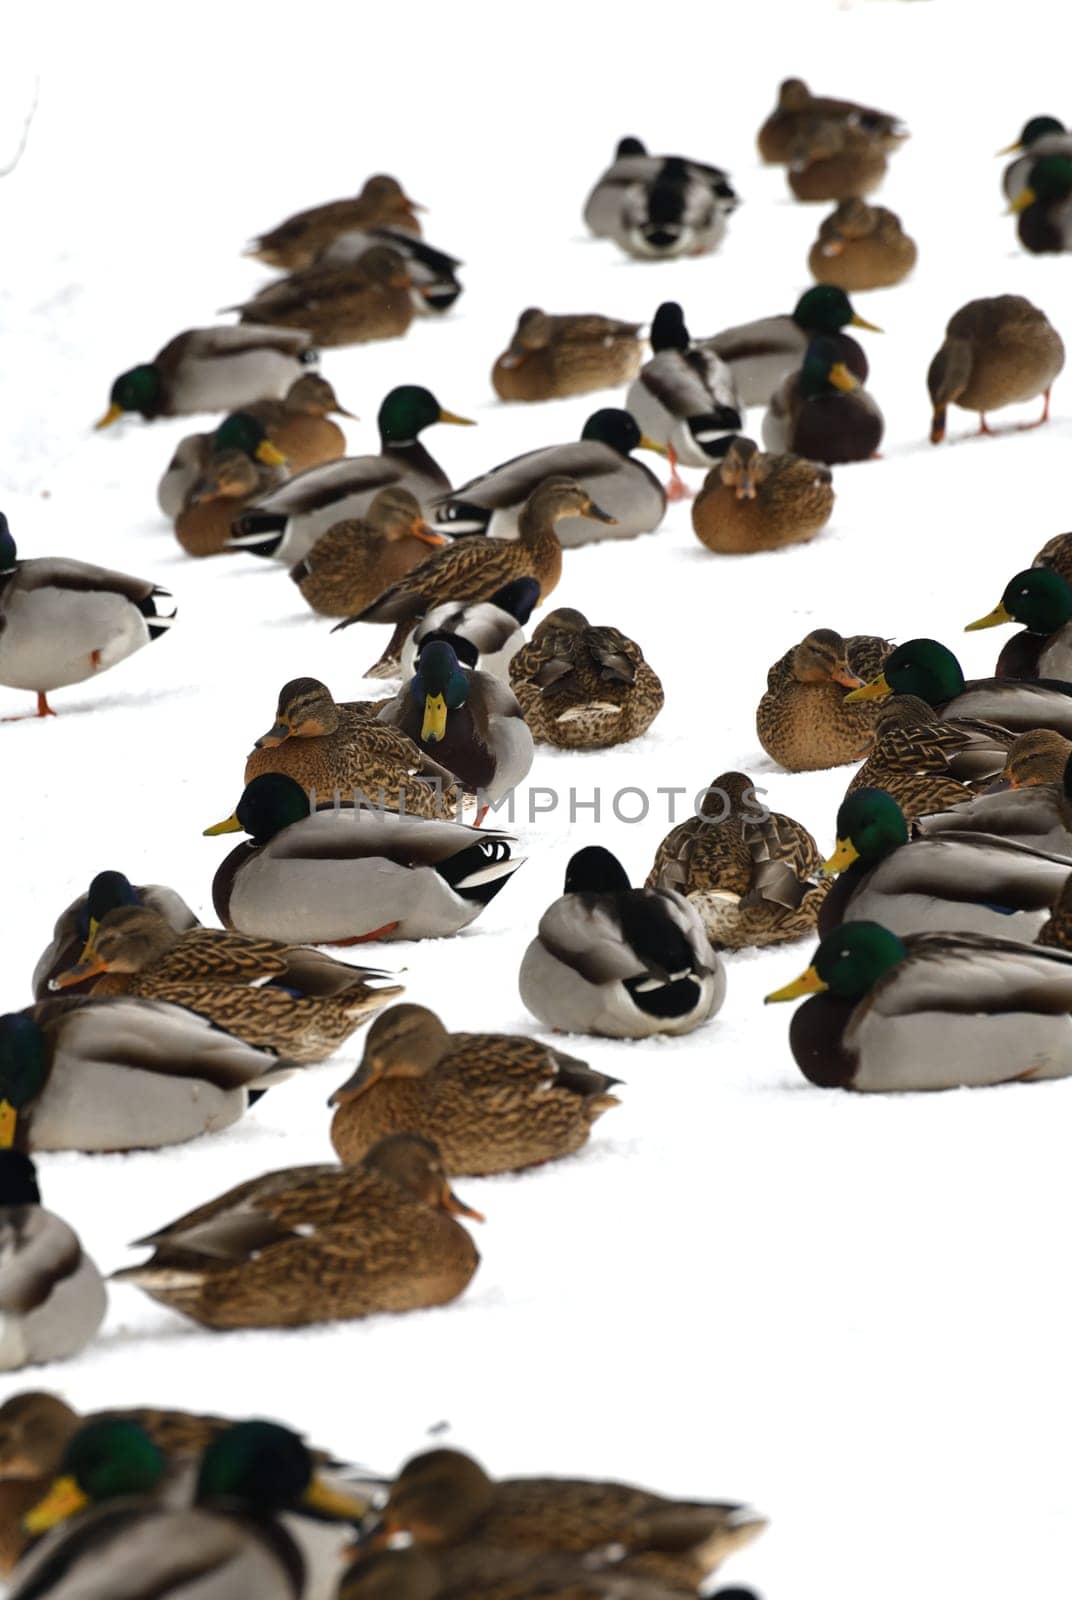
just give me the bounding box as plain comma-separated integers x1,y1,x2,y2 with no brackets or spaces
1000,117,1072,202
174,449,287,558
691,437,834,553
242,374,354,469
583,136,738,238
491,309,643,403
787,118,888,203
625,303,742,497
49,906,401,1065
766,922,1072,1091
1003,728,1072,787
818,787,1072,942
329,1003,620,1175
758,78,908,165
965,566,1072,680
0,517,176,720
372,1447,765,1587
339,1542,730,1600
290,489,448,618
231,246,415,346
763,337,884,464
507,608,664,749
318,227,464,313
113,1133,481,1329
702,285,877,407
0,1151,106,1371
518,846,724,1039
0,998,292,1153
844,695,1014,824
914,754,1072,855
844,637,1072,736
337,479,611,678
32,871,200,1000
376,640,533,805
1034,531,1072,583
245,677,465,817
95,325,317,426
611,156,733,259
430,408,667,546
927,295,1065,442
247,175,424,269
756,628,891,771
1010,155,1072,253
12,1418,371,1600
808,198,917,290
399,579,541,682
205,773,523,943
646,771,830,949
227,386,474,562
157,409,290,519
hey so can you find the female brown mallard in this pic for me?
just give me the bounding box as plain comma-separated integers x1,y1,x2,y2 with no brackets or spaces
242,374,354,471
764,338,884,464
246,175,424,269
371,1447,766,1588
507,608,663,749
174,450,287,558
95,326,316,426
844,695,1015,824
329,1003,620,1175
49,906,401,1065
338,1543,702,1600
787,119,888,203
245,677,466,818
1003,728,1072,788
691,436,834,553
491,309,643,402
113,1134,482,1329
757,77,907,165
756,628,892,771
290,487,448,619
646,772,830,949
808,198,918,290
336,478,615,677
32,871,200,1001
231,247,416,347
927,295,1065,443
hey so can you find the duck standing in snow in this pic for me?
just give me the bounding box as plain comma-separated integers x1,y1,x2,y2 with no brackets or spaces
927,295,1064,443
626,303,742,498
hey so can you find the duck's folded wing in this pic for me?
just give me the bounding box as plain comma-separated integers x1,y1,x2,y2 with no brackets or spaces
160,325,312,362
639,352,711,417
537,898,650,983
248,456,390,515
439,443,610,510
585,626,640,683
0,1208,81,1315
271,808,512,865
130,1164,338,1257
915,786,1063,838
873,834,1072,906
150,928,289,983
861,931,1072,1022
15,557,162,605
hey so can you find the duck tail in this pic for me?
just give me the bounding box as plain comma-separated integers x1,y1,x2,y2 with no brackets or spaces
228,511,288,557
362,621,413,678
138,585,178,641
432,498,491,536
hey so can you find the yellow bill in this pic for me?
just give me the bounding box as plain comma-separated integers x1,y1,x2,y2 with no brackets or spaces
255,440,288,467
437,408,476,427
23,1475,88,1534
639,435,668,456
828,362,859,394
203,813,243,836
301,1475,371,1521
965,602,1012,632
94,402,123,430
1008,189,1035,213
0,1099,16,1150
850,313,883,333
822,837,859,875
422,692,448,743
844,673,891,703
765,965,829,1004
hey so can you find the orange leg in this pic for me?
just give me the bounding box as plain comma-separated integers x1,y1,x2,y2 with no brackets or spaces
976,413,993,435
90,648,103,670
664,445,692,502
474,805,489,828
331,922,401,946
2,692,57,722
1019,388,1053,430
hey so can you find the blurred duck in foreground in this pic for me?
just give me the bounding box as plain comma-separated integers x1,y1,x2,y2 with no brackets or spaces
583,135,738,237
758,77,908,165
1000,116,1072,203
492,309,644,402
1009,155,1072,254
808,199,917,290
95,326,316,425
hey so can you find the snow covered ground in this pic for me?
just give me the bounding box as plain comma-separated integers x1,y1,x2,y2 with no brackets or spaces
2,1,1072,1594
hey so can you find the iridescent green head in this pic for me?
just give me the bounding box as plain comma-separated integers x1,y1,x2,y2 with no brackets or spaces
197,1420,367,1520
0,1014,47,1147
377,386,473,445
767,921,907,1003
412,640,468,744
203,772,311,845
1026,154,1072,202
883,639,965,705
23,1420,166,1533
826,788,909,873
798,337,861,399
98,364,163,426
793,285,879,335
1021,115,1066,147
213,412,287,466
968,568,1072,636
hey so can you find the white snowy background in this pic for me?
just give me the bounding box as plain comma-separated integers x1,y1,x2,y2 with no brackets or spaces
1,1,1071,1594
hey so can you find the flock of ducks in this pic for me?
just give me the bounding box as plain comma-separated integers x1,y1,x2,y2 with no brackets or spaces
3,66,1072,1600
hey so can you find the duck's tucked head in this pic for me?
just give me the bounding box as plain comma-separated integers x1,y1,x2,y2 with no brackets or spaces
1000,115,1066,155
793,285,881,335
0,1392,79,1478
213,412,288,468
798,337,861,399
564,845,632,895
766,920,907,1004
525,475,616,528
790,629,864,689
718,437,764,499
489,576,541,625
96,363,162,428
380,1448,493,1545
364,1133,484,1221
0,513,15,572
0,1150,40,1207
0,1016,47,1149
257,678,341,747
411,640,469,744
187,450,263,507
966,568,1072,635
1012,154,1072,212
52,905,177,989
285,373,356,419
616,135,647,158
1002,728,1072,788
367,487,445,548
581,407,665,459
846,640,964,707
378,385,474,445
80,870,141,943
818,198,876,250
649,300,690,353
330,1003,450,1104
204,772,311,843
824,788,908,874
511,308,552,352
24,1420,166,1533
197,1420,366,1520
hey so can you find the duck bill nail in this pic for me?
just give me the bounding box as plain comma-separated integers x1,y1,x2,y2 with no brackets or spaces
965,604,1012,632
443,1185,485,1222
438,409,476,426
23,1475,88,1534
764,967,828,1004
255,723,290,749
844,675,890,703
203,813,243,836
94,402,123,430
850,313,882,332
821,838,859,875
0,1100,16,1150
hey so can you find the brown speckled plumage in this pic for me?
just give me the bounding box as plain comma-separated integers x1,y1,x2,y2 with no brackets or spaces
927,295,1065,443
248,175,423,270
1033,532,1072,585
508,608,663,749
329,1004,620,1175
846,695,1016,823
787,119,888,202
756,629,892,771
233,248,415,347
113,1135,481,1330
290,488,448,618
692,437,833,553
244,375,351,472
492,310,643,402
340,1543,710,1600
175,451,284,558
